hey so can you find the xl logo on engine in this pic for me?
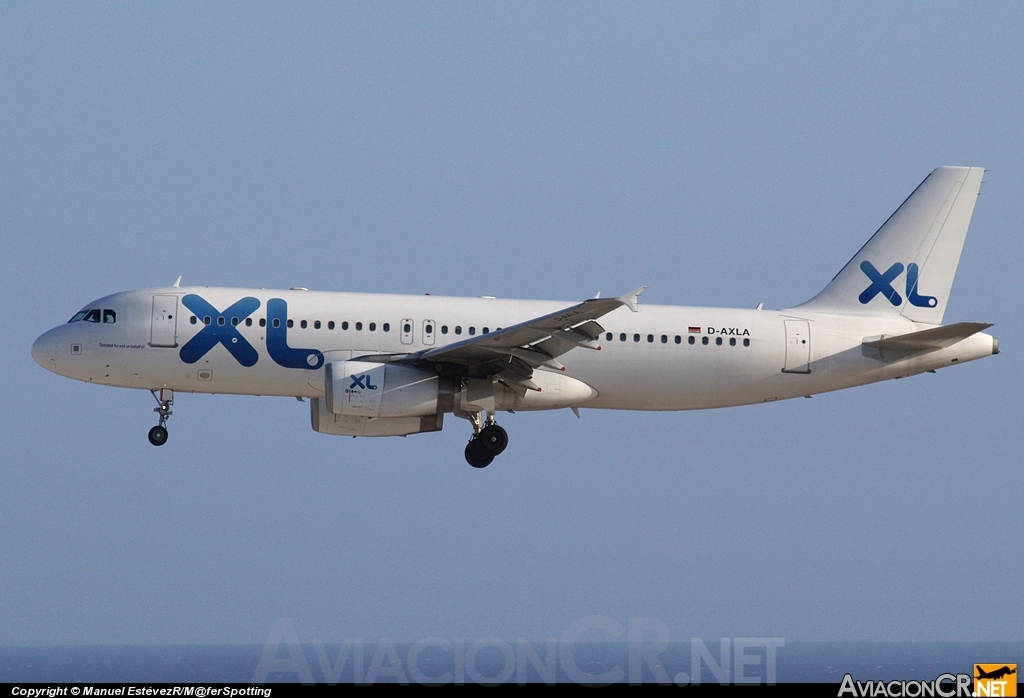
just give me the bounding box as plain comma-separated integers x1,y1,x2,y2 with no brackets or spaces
859,261,938,308
349,374,378,390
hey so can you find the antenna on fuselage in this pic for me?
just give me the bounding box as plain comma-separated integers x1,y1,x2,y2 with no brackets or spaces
172,276,182,288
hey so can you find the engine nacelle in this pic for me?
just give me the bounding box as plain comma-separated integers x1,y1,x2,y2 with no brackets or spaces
325,360,454,418
310,397,443,437
313,361,451,437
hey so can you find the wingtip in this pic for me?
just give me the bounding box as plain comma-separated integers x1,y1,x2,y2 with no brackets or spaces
618,286,646,312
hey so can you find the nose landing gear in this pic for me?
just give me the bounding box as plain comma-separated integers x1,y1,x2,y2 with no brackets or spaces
463,412,509,468
148,389,173,446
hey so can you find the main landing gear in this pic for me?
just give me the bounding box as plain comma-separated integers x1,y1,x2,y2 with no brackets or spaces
463,412,508,468
148,388,173,446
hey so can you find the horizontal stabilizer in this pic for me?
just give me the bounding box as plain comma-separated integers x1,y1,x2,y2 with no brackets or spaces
862,322,992,353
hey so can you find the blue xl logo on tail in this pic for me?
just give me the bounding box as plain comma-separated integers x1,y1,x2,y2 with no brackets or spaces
859,262,937,308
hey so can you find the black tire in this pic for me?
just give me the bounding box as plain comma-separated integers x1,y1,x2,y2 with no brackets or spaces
465,439,494,468
478,424,509,456
148,425,168,446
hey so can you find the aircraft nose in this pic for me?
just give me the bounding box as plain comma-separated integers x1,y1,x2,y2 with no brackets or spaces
31,330,57,372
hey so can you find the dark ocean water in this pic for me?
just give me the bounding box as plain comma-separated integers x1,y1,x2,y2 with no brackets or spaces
1,642,1020,684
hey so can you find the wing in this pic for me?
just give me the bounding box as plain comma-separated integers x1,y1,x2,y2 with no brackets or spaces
371,287,645,394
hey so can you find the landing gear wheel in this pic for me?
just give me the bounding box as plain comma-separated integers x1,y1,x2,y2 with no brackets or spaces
465,439,495,468
148,425,168,446
478,424,508,456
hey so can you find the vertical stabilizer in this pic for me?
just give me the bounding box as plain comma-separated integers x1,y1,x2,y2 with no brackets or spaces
796,166,984,323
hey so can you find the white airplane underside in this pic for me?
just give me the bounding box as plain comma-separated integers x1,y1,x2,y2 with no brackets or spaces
32,167,999,467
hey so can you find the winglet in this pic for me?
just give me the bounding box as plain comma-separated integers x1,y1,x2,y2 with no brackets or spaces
172,276,182,288
618,286,646,312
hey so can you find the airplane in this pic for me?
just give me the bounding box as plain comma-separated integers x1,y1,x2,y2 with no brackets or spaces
975,666,1016,681
32,166,999,468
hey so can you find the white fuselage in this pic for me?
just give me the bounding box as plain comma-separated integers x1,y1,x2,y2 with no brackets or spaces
32,286,997,412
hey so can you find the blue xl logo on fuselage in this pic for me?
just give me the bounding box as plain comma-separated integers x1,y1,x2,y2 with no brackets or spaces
178,295,324,369
859,261,937,308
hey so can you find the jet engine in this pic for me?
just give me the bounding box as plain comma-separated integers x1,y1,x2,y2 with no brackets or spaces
310,360,453,437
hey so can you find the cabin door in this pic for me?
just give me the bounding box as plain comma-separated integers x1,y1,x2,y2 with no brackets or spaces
150,295,179,347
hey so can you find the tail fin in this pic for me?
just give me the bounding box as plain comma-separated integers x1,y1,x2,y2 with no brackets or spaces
796,166,985,323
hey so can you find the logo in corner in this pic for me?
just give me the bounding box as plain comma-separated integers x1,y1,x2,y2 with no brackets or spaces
859,261,938,308
975,664,1017,697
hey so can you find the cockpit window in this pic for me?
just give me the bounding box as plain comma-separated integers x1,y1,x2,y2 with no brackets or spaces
68,311,88,323
84,309,102,323
103,310,116,324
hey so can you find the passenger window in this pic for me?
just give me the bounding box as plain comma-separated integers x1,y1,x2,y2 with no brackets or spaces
300,320,307,329
287,319,294,328
455,326,462,335
314,320,321,329
716,337,723,346
328,321,335,330
231,317,239,326
469,327,476,335
272,318,280,328
259,318,266,327
204,316,211,325
702,336,709,345
103,310,116,324
383,323,390,332
190,316,197,325
675,335,681,344
84,309,101,323
403,323,411,333
369,323,376,331
730,337,736,346
633,333,640,342
606,333,612,341
218,317,226,326
620,333,626,342
441,325,448,334
688,336,695,345
245,318,252,327
68,311,88,323
482,327,489,334
342,321,349,330
425,324,433,334
355,322,362,331
743,338,750,347
646,334,653,343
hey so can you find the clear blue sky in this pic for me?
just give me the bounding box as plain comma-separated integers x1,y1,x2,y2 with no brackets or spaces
1,2,1020,644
